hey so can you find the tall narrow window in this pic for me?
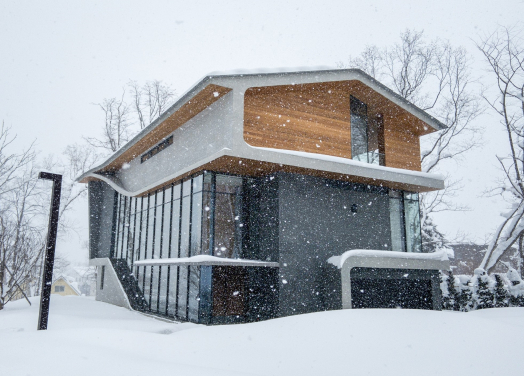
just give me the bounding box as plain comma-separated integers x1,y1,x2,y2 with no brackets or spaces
351,96,368,162
404,192,422,253
389,190,422,253
100,265,105,290
389,190,406,253
214,175,243,258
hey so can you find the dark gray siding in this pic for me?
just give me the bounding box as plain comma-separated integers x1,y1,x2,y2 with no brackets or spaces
88,181,117,259
276,173,392,317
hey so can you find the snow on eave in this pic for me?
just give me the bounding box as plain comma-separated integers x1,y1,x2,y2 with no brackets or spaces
327,249,450,269
134,255,279,267
250,145,445,181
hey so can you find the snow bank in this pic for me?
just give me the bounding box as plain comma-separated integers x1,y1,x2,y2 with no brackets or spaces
1,296,523,376
328,249,449,269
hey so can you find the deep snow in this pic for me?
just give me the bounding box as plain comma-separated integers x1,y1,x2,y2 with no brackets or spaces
1,296,523,376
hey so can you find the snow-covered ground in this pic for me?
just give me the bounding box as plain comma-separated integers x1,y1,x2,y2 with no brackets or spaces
1,296,523,376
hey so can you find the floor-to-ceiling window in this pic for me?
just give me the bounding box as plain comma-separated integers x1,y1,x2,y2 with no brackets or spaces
110,171,247,322
351,95,369,162
388,190,422,253
350,96,385,165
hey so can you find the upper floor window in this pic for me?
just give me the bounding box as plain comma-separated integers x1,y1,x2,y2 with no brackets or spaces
141,136,173,163
351,96,384,165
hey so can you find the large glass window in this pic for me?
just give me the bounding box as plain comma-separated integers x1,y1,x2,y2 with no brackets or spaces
172,184,181,257
188,266,200,322
351,96,384,165
158,265,168,315
389,190,406,253
191,182,203,257
143,266,151,307
146,195,156,259
167,266,178,317
404,193,422,253
389,190,422,253
351,96,368,162
110,172,247,321
214,175,243,258
154,191,164,259
162,187,173,258
139,198,147,262
177,266,188,319
150,265,159,312
180,180,191,258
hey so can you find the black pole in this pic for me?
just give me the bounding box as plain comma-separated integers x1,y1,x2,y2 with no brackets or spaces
37,172,62,330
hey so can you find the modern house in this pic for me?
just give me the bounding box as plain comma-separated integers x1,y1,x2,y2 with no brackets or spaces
78,68,450,324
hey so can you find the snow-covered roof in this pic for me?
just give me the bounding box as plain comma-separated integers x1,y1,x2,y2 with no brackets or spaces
77,68,447,188
53,276,81,295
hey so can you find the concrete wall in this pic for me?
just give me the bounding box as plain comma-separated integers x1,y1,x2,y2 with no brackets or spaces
90,258,131,309
276,173,392,317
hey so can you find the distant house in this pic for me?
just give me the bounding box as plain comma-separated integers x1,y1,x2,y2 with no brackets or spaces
448,243,519,275
51,276,81,296
78,68,450,324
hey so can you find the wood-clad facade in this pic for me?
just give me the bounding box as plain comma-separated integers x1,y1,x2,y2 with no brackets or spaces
244,80,428,172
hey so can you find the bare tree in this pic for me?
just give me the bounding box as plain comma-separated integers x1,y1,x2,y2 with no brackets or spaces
87,80,176,155
0,122,35,196
85,90,131,154
340,30,481,252
0,124,99,309
0,150,46,309
477,26,524,275
38,144,100,234
128,80,176,130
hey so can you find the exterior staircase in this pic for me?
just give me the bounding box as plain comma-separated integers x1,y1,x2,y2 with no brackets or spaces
109,259,148,311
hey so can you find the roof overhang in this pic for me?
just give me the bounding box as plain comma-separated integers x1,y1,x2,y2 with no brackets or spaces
78,68,447,186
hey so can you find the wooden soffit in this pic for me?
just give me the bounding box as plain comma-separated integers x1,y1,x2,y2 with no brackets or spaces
136,155,441,197
100,84,232,173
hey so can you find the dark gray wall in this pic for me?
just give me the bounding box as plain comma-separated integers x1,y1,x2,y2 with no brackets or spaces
89,181,117,259
276,173,392,317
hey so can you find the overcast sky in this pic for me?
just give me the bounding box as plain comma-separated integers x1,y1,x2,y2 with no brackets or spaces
1,0,523,264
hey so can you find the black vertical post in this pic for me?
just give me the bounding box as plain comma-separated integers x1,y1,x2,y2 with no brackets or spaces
37,172,62,330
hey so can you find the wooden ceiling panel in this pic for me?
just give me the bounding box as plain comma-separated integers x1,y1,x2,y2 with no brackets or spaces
100,84,232,173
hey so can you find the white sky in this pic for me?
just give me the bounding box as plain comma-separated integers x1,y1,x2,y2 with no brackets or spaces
1,0,523,264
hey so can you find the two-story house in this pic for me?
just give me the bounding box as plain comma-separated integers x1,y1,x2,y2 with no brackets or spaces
78,68,450,324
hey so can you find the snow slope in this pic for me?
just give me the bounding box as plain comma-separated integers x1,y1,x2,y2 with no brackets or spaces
1,296,523,376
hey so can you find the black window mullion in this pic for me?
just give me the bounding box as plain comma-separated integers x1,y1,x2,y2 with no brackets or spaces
209,173,216,256
149,192,158,311
175,184,183,319
130,197,138,269
124,197,133,263
157,188,166,312
165,184,174,316
112,193,120,259
135,197,144,281
186,178,194,320
120,196,127,259
142,195,151,297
